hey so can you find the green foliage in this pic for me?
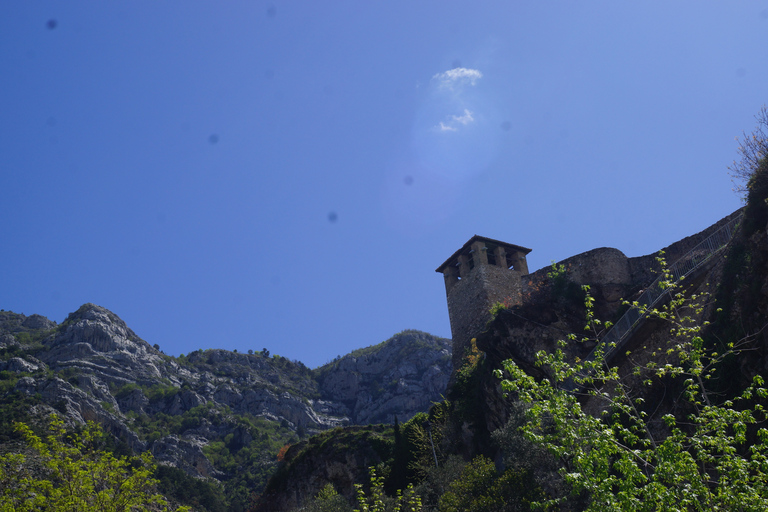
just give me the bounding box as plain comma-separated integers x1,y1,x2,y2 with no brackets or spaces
0,389,41,443
0,344,21,361
124,397,294,511
399,413,432,484
13,328,53,346
547,260,584,303
546,260,567,281
496,259,768,510
0,370,19,395
114,382,141,400
145,382,181,404
355,467,422,512
411,455,466,512
265,425,398,510
0,415,187,511
491,403,567,504
450,340,485,426
488,301,506,318
155,465,228,512
301,483,354,512
547,259,568,293
392,405,449,490
437,455,541,512
0,327,54,361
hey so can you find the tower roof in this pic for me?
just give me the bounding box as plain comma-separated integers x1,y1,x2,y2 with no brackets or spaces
435,235,532,273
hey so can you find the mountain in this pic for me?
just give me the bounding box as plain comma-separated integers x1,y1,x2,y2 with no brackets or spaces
0,306,450,511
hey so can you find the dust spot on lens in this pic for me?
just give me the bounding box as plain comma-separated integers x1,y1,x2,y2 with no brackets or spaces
328,211,338,223
267,5,277,17
761,9,768,19
47,19,57,30
500,121,512,131
403,176,414,185
209,134,219,144
452,59,462,69
736,67,747,78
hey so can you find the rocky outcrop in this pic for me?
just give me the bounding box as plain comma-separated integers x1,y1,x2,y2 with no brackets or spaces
39,304,167,386
13,375,146,453
315,331,452,424
0,310,57,334
151,435,223,479
256,425,394,512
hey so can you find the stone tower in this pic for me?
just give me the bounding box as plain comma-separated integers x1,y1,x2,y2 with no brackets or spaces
436,235,532,370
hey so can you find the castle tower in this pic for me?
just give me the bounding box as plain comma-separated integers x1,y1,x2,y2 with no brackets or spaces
436,236,532,370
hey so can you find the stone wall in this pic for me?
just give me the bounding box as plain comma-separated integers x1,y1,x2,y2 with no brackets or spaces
628,209,744,287
447,264,521,370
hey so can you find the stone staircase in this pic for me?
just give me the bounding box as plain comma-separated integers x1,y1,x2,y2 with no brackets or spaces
590,213,743,364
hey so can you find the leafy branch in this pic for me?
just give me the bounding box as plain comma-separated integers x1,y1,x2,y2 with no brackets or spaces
495,256,768,510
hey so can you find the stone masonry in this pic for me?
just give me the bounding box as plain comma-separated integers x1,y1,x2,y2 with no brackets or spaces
436,236,531,370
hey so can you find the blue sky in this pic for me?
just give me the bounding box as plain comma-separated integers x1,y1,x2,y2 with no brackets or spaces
1,2,764,368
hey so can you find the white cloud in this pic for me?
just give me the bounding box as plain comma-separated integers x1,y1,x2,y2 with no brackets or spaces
432,67,483,89
451,109,474,125
434,109,475,132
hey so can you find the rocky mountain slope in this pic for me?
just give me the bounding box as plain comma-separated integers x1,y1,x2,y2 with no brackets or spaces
0,306,450,510
315,331,450,425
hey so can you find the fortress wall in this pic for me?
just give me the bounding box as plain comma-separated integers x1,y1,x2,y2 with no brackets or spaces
628,209,744,288
447,264,521,370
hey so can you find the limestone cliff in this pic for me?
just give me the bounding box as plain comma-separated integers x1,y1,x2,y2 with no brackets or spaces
0,305,451,507
315,330,451,425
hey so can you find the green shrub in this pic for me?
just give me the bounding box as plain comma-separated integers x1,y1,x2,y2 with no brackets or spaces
438,455,541,512
0,415,188,511
497,273,768,510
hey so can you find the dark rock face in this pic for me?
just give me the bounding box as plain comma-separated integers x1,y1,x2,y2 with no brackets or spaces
255,425,394,512
0,304,452,485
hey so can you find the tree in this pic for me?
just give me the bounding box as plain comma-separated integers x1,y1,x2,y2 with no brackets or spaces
496,264,768,511
388,416,408,493
0,415,187,511
300,483,353,512
729,104,768,195
437,455,542,512
354,467,422,512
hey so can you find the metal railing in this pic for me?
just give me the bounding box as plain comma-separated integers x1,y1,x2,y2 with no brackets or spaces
589,214,742,363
